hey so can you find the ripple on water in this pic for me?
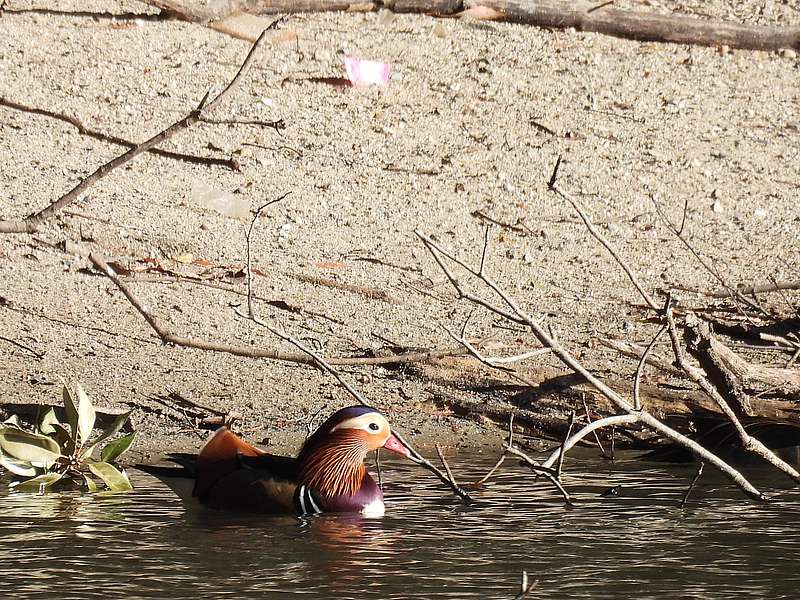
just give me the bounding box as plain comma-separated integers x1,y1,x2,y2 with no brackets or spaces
1,457,799,599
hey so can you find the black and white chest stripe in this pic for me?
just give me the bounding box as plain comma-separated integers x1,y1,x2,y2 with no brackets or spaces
294,484,324,516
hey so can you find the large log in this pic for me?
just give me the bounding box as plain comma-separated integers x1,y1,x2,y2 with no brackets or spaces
467,0,800,51
140,0,800,51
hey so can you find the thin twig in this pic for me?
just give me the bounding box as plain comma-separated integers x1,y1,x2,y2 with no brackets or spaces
474,414,515,485
502,443,574,505
0,20,284,233
581,393,609,458
245,192,292,319
555,411,575,479
679,462,704,508
649,194,768,318
375,448,383,491
435,444,460,489
678,280,800,299
541,414,638,469
442,324,542,386
0,335,44,359
633,325,668,410
513,571,538,600
548,156,659,310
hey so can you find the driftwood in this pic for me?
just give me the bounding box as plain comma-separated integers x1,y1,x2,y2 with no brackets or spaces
601,322,800,403
143,0,800,51
687,317,800,402
420,357,800,447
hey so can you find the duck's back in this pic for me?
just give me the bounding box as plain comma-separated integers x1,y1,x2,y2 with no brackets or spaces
194,428,299,513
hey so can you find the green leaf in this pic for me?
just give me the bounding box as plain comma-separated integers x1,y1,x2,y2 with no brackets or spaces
3,415,23,429
0,427,62,467
82,473,99,493
87,461,133,492
89,410,133,451
62,384,79,442
38,407,60,436
0,448,37,477
10,472,64,492
75,383,96,447
101,432,137,463
51,423,75,455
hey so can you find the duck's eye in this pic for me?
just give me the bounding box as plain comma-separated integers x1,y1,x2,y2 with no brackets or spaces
369,423,380,431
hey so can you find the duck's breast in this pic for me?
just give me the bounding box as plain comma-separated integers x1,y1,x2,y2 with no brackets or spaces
321,473,385,516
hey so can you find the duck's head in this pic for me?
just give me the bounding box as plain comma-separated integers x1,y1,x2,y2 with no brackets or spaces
302,405,411,459
297,405,412,499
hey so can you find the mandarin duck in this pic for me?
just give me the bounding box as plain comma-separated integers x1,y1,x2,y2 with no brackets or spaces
139,406,411,517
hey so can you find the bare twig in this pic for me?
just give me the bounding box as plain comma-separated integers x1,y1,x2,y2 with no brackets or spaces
244,192,292,319
442,324,543,387
548,157,659,311
679,462,704,508
679,280,800,299
555,411,575,479
581,394,609,458
375,448,383,491
513,571,538,600
474,415,515,486
541,414,639,469
502,443,574,505
394,430,475,504
633,325,668,410
285,271,401,305
649,194,767,317
0,335,44,359
0,20,284,233
435,444,461,489
598,336,683,377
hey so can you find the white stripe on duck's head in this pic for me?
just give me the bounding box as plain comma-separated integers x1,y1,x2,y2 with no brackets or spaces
300,405,411,459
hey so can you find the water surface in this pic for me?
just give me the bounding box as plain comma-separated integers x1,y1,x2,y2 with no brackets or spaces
1,455,798,599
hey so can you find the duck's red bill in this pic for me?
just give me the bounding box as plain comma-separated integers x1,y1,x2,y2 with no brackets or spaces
382,433,412,458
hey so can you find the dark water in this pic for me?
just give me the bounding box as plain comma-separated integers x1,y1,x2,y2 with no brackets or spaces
1,454,798,599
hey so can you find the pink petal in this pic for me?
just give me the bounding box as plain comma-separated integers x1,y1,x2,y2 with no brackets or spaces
344,57,390,87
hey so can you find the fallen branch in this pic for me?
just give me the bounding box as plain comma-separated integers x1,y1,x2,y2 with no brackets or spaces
678,280,800,299
89,252,466,366
688,318,800,401
0,21,282,233
141,0,800,51
0,96,238,169
415,229,770,500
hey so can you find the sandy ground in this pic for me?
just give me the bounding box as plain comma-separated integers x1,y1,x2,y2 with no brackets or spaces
0,0,797,460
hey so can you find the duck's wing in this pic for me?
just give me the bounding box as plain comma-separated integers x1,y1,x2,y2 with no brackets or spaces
194,427,299,513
